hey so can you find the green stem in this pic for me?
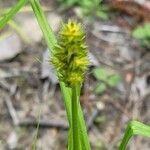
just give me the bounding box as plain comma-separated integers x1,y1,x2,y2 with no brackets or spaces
61,83,90,150
72,85,81,150
119,126,132,150
77,86,90,150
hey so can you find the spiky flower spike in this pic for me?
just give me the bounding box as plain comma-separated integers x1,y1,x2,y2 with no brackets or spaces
51,20,89,87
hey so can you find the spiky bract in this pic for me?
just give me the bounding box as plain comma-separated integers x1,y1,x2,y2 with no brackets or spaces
51,20,89,87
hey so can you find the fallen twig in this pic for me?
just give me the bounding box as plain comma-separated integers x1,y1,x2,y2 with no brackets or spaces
4,97,19,125
4,96,69,129
4,96,97,130
18,118,68,130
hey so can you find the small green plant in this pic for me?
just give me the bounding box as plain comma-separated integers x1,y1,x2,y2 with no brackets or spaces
0,0,150,150
132,23,150,48
57,0,77,8
58,0,109,20
93,67,121,94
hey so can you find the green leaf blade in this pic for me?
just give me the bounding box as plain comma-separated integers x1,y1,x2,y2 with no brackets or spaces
119,121,150,150
0,0,28,30
30,0,57,54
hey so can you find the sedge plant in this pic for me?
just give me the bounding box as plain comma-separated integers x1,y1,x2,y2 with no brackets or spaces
0,0,150,149
51,20,90,150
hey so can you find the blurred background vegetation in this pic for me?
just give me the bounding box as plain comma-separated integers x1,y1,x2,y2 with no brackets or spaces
0,0,150,149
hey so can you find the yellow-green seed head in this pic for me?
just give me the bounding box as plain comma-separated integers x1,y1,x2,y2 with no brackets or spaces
51,20,89,87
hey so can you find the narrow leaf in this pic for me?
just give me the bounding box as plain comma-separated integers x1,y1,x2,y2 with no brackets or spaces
119,121,150,150
0,0,28,29
30,0,57,54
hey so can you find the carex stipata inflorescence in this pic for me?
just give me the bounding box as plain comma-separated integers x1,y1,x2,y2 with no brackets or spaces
51,20,89,87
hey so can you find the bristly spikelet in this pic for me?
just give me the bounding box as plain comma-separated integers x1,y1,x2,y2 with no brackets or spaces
51,20,89,87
